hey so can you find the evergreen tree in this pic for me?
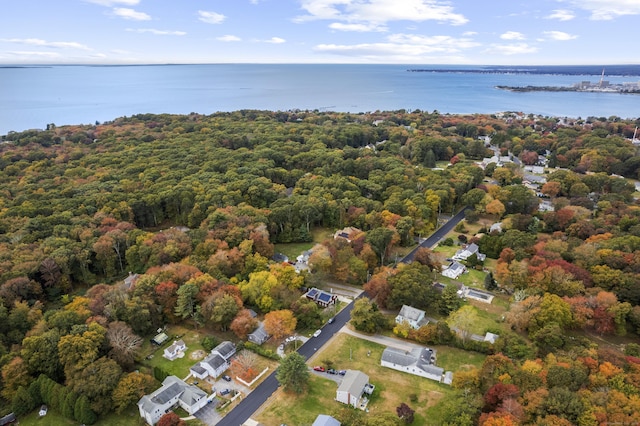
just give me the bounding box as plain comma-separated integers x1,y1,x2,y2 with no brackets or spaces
74,395,97,425
275,352,310,394
12,386,35,416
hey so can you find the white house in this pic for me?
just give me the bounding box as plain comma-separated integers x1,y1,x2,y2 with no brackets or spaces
212,341,237,361
336,370,374,409
381,346,450,384
190,352,228,380
138,376,207,425
189,341,236,380
163,340,186,361
395,305,427,329
453,243,486,262
442,261,466,280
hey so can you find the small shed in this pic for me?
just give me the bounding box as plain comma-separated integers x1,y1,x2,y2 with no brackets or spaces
151,332,169,345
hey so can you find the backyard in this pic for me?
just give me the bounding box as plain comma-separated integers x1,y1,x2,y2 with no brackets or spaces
258,333,462,426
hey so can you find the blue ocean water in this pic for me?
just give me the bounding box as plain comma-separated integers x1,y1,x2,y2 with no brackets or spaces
1,64,639,135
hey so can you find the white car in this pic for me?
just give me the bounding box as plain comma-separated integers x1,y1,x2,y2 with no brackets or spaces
313,329,322,337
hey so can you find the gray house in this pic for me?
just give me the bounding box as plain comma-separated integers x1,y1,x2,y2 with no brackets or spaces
248,322,270,345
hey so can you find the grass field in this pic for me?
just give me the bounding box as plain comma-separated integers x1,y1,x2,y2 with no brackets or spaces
274,227,334,259
142,325,209,379
17,407,205,426
258,333,458,426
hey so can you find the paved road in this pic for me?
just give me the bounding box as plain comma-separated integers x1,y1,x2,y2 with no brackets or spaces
399,207,469,264
217,209,468,425
216,297,360,426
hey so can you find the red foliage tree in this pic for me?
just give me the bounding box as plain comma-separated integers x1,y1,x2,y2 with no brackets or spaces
157,412,185,426
484,383,520,411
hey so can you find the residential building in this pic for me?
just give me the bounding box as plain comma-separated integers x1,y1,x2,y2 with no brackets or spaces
163,340,186,361
248,322,270,345
336,370,374,409
442,261,466,280
381,346,451,384
395,305,428,329
151,331,169,346
213,341,236,361
313,414,341,426
190,352,228,380
305,287,338,308
453,243,486,262
333,227,361,242
189,341,236,380
138,376,207,425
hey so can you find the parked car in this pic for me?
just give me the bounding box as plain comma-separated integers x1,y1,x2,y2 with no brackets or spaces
313,366,325,372
338,370,347,376
313,329,322,337
219,388,231,396
327,369,337,374
328,317,334,324
222,375,232,382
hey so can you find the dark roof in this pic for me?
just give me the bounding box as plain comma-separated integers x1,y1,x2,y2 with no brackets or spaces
306,288,319,298
0,413,16,426
317,292,333,303
190,364,207,375
152,382,182,404
213,341,236,359
203,353,227,370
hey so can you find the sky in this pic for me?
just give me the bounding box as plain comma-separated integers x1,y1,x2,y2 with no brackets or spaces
1,0,639,65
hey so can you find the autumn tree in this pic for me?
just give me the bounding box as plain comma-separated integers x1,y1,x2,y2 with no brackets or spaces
264,309,297,339
447,305,479,341
350,298,388,333
396,402,415,424
230,309,259,339
229,350,259,382
157,412,185,426
112,372,156,414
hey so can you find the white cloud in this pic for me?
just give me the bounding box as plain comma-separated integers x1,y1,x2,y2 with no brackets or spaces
126,28,186,36
296,0,468,27
543,30,578,40
329,22,387,32
484,43,538,55
113,7,151,21
546,9,575,21
0,38,91,50
560,0,640,20
7,51,62,58
85,0,139,6
314,33,479,59
264,37,286,44
217,35,242,42
500,31,525,40
198,10,226,24
462,31,477,36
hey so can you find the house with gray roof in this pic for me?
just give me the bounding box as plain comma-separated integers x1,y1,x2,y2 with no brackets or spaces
381,346,450,384
212,341,236,361
442,261,466,279
336,370,374,409
395,305,428,329
163,340,186,361
138,376,207,425
313,414,341,426
453,243,486,262
189,341,236,380
190,352,227,380
248,322,270,345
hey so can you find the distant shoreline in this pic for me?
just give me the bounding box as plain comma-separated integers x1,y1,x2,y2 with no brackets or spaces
495,85,640,94
408,66,640,77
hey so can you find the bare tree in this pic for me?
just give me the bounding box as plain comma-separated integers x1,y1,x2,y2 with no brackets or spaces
107,321,143,368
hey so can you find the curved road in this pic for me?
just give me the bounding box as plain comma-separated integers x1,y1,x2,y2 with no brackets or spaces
217,208,468,426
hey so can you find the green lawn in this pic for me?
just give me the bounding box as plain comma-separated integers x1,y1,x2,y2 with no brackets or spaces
258,333,457,426
142,325,209,379
274,227,335,260
17,406,204,426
